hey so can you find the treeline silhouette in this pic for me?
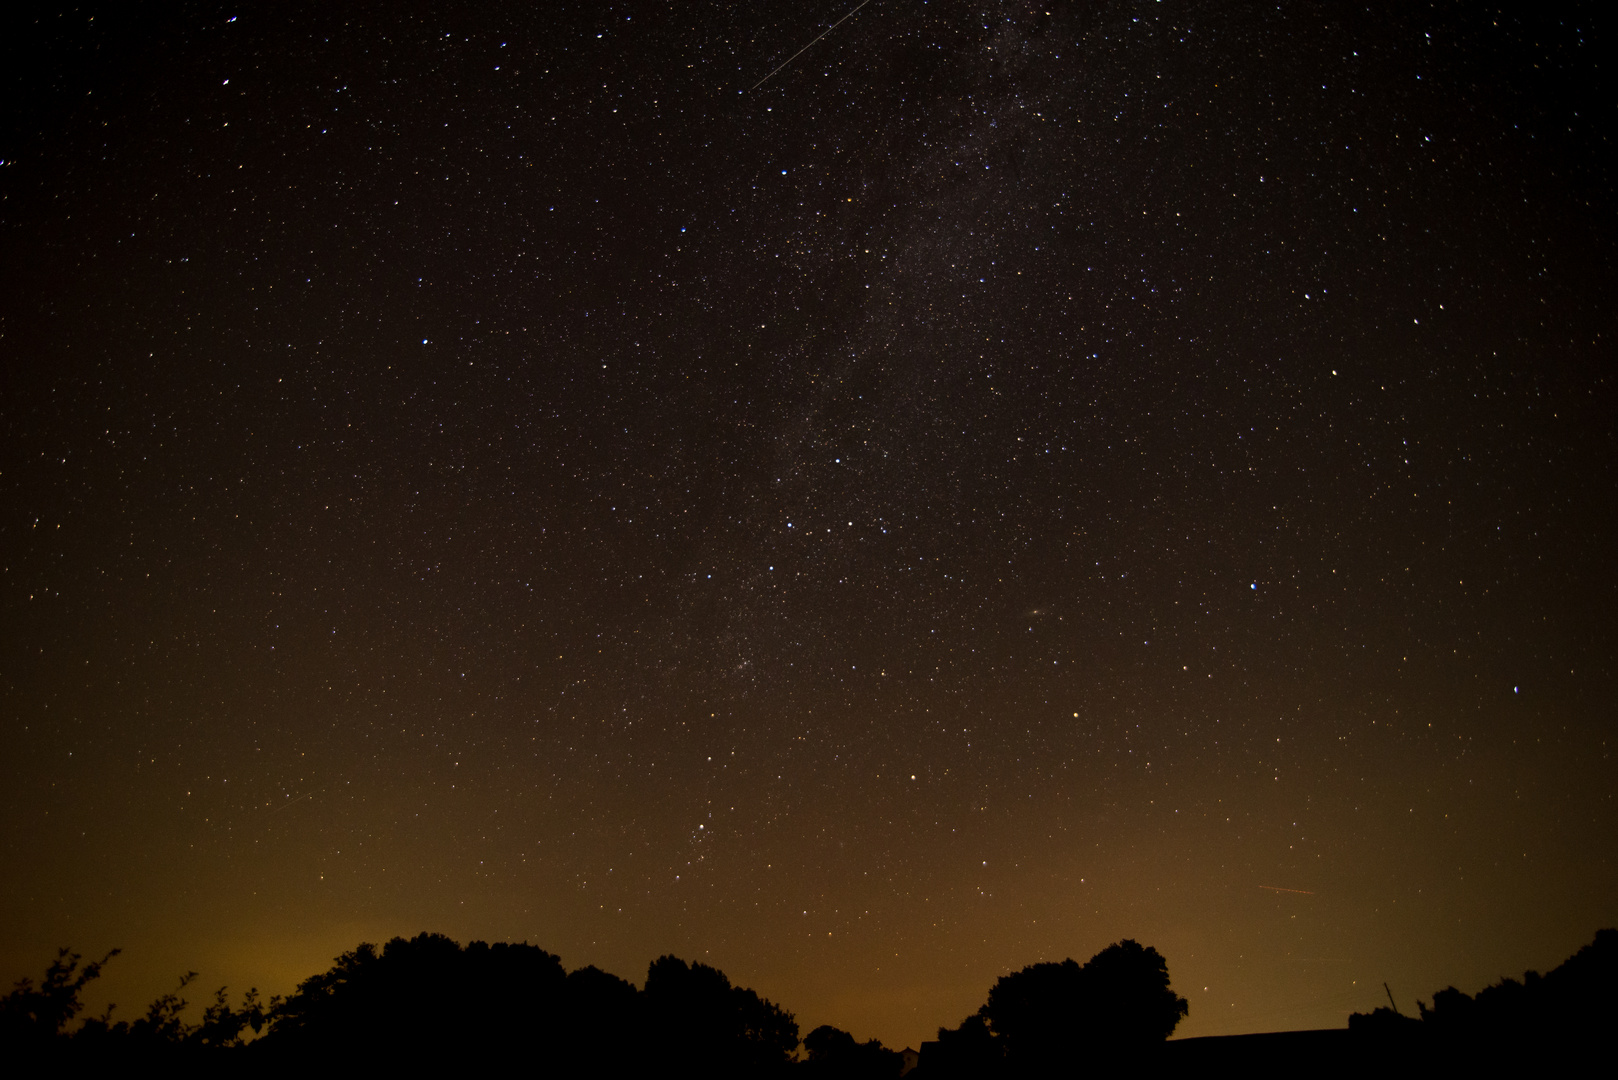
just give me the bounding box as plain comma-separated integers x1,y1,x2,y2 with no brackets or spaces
0,934,1188,1076
4,929,1611,1074
0,933,804,1075
1,933,800,1075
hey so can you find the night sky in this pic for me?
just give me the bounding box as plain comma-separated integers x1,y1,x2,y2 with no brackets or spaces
3,0,1614,1050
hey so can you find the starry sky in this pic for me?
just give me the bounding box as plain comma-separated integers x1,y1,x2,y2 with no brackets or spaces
2,0,1614,1049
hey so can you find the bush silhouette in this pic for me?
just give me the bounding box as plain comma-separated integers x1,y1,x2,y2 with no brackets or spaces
0,947,119,1049
1,948,272,1066
1415,927,1618,1047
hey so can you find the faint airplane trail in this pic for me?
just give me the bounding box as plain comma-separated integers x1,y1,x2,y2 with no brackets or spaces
747,0,873,93
1258,884,1316,894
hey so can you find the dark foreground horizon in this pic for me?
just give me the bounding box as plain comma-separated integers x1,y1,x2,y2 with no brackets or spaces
4,928,1611,1076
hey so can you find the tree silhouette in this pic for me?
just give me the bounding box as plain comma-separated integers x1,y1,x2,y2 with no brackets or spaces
930,1012,1002,1078
981,958,1080,1071
980,939,1188,1070
641,954,799,1077
1078,939,1189,1045
920,939,1188,1075
260,932,569,1066
558,964,642,1073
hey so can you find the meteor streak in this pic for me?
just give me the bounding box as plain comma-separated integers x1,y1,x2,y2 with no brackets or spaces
1258,884,1315,894
746,0,872,93
266,789,321,813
